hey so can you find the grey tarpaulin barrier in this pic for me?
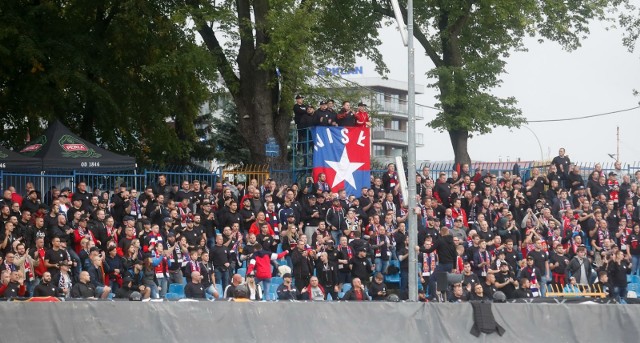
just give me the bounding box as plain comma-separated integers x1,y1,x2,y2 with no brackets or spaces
0,302,639,342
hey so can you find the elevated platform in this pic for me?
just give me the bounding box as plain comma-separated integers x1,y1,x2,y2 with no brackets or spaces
1,301,638,342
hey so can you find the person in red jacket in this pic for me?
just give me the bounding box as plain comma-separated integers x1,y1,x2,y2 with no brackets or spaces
354,103,371,128
246,243,288,296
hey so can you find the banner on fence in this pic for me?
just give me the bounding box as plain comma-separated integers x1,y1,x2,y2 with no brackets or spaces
312,127,370,196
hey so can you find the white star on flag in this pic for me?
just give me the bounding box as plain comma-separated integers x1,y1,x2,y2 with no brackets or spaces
326,148,364,189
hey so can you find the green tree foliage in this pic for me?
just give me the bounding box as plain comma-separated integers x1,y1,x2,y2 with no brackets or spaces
207,101,251,164
184,0,387,165
0,0,216,166
365,0,629,164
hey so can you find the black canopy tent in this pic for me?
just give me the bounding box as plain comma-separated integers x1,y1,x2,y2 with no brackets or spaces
20,120,136,171
0,145,42,171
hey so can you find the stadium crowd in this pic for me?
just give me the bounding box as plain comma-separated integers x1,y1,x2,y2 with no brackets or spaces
0,147,639,303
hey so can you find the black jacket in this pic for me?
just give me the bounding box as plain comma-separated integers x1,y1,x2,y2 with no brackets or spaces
315,261,338,289
33,282,64,297
422,234,457,265
341,288,370,301
71,282,97,298
184,282,206,299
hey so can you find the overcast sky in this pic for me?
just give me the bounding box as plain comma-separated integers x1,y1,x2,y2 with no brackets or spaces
349,14,640,165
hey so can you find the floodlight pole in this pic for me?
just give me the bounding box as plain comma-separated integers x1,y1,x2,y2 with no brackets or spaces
406,0,418,302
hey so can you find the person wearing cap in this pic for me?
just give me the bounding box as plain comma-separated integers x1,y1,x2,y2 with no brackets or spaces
494,261,518,299
348,247,373,286
326,198,347,244
124,259,151,299
293,94,311,156
21,190,40,215
293,94,307,128
607,171,620,205
314,101,335,126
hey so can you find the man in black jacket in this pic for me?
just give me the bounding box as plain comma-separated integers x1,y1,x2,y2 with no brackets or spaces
607,250,629,302
368,273,388,300
514,277,534,299
349,248,373,286
419,227,457,300
33,271,64,297
315,252,338,300
291,240,314,290
70,271,97,299
184,271,206,299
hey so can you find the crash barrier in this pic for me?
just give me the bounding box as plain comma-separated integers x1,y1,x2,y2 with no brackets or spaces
0,301,638,342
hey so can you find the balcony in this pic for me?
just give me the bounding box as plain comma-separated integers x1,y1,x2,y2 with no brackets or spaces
374,102,424,120
372,128,424,146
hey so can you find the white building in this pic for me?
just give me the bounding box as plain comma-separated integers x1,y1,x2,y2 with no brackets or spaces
351,77,425,165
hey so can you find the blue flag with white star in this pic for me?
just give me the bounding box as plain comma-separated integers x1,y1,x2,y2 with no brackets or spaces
312,127,370,196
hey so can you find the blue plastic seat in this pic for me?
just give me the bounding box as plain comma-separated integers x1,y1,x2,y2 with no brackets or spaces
628,275,640,284
237,268,247,276
168,283,185,296
385,260,401,284
271,277,284,286
338,283,352,299
627,282,640,294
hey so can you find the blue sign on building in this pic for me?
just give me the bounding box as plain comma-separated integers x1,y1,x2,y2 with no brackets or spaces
317,66,364,76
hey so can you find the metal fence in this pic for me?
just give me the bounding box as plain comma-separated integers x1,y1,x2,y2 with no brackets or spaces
414,161,640,182
5,160,636,198
0,169,219,198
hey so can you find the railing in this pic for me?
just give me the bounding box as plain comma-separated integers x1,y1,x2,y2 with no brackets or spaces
416,161,640,182
372,128,407,143
374,102,424,119
372,128,424,146
0,169,218,202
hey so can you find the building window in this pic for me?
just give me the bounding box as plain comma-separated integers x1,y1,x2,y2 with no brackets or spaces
373,145,385,157
390,120,400,131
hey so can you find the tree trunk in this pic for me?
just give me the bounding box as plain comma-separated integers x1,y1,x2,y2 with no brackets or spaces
194,0,290,168
233,78,290,167
448,129,471,165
